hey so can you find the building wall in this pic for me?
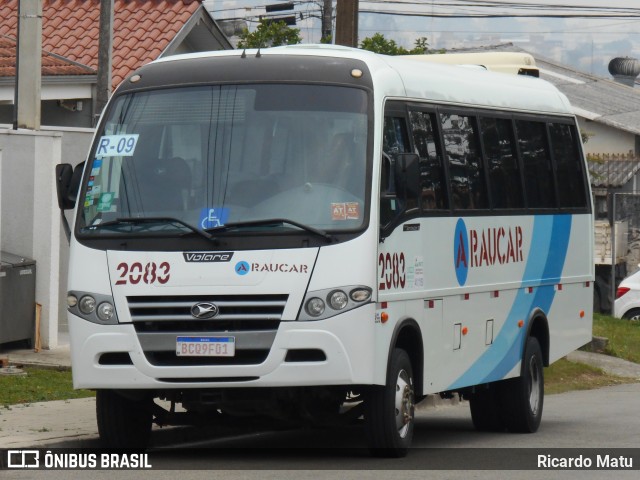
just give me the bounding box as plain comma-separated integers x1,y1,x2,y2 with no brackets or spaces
578,117,637,156
0,127,93,348
0,101,94,128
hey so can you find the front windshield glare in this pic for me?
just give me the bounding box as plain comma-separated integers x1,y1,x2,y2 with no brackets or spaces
80,84,369,236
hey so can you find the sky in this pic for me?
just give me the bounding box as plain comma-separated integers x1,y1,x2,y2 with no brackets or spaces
203,1,640,78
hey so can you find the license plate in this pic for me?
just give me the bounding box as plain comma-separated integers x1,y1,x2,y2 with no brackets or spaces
176,336,235,357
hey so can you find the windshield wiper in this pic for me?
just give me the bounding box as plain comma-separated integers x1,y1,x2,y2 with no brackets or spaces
205,218,335,243
84,217,216,242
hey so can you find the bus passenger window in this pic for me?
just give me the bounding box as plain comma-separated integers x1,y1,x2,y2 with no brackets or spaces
480,117,524,209
516,120,555,209
409,111,447,210
549,123,587,209
441,113,487,210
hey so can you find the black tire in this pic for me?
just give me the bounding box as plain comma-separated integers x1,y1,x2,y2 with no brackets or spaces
365,348,415,457
622,308,640,322
469,383,505,432
502,337,544,433
96,390,153,449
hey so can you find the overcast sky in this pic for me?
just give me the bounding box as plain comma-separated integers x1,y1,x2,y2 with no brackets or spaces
204,1,640,77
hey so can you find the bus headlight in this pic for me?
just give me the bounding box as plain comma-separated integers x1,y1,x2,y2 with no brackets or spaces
328,290,348,310
79,295,96,314
97,302,115,322
67,290,119,325
305,297,326,317
299,285,372,321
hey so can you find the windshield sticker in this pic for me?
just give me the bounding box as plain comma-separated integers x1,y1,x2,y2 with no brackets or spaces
93,159,102,168
95,134,139,158
200,207,230,229
90,167,101,176
97,192,115,212
331,202,360,221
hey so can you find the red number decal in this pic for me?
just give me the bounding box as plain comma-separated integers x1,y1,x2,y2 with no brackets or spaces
115,262,128,285
114,261,170,285
378,253,386,290
157,262,171,284
143,262,157,284
378,252,407,291
129,262,143,284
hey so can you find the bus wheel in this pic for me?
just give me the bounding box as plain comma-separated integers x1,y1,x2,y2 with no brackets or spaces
96,389,153,448
365,348,415,457
502,337,544,433
469,383,505,432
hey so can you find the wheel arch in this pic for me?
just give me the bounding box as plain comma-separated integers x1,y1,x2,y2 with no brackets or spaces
525,308,550,367
388,318,424,397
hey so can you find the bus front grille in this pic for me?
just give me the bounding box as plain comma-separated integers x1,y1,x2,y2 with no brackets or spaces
126,294,287,367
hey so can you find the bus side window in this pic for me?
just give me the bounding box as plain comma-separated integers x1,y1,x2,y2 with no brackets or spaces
408,110,446,210
549,123,587,209
515,120,556,209
480,117,524,209
380,116,411,225
441,113,487,210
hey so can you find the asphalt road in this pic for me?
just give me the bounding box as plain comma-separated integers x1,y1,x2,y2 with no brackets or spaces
2,383,639,479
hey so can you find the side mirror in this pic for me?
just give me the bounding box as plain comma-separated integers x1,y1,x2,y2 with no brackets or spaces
56,162,84,210
393,153,420,199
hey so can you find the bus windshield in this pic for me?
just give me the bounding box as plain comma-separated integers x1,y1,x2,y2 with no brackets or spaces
79,84,369,237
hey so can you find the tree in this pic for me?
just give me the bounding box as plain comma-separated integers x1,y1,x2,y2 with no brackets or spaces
359,33,445,55
237,20,302,49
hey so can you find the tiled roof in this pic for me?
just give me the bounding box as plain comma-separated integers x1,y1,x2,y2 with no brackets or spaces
0,0,202,88
0,35,95,77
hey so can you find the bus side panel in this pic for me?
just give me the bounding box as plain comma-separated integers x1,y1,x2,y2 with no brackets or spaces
378,213,592,394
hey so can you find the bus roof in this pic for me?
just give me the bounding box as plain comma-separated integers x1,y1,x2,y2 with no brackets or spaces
144,45,573,116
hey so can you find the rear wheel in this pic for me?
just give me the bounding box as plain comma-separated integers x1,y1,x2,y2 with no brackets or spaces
365,348,415,457
502,337,544,433
96,389,153,448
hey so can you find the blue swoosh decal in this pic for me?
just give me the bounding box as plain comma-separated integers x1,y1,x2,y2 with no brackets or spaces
447,214,572,390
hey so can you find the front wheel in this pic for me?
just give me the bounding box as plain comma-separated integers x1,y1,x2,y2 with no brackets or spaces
365,348,415,457
502,337,544,433
96,390,153,448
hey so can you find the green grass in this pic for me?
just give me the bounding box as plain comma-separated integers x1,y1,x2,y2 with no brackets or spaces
0,367,94,406
545,358,636,395
543,312,640,395
593,313,640,364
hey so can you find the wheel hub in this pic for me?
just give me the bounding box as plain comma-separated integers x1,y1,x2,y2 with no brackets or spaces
395,369,414,438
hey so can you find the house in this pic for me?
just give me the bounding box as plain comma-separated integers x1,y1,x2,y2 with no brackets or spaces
0,34,97,127
0,0,232,128
1,1,232,350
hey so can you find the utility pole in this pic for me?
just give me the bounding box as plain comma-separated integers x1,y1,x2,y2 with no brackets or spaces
14,0,42,130
321,0,333,43
96,0,113,122
335,0,358,47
